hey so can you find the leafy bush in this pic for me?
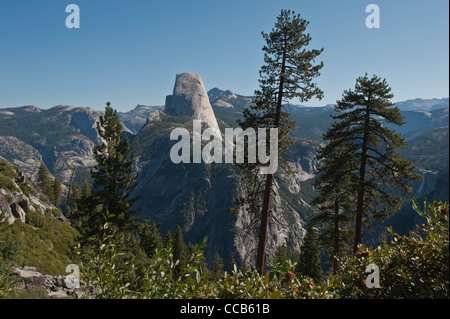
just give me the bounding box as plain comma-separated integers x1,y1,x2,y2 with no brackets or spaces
0,259,20,299
73,212,336,299
73,211,210,299
19,183,31,197
72,201,449,299
25,209,45,228
333,200,449,298
0,160,19,180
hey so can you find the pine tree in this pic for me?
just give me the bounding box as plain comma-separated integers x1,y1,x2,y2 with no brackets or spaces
272,244,289,268
164,230,173,248
90,102,140,235
64,169,76,215
67,183,83,229
68,178,96,235
173,226,188,275
81,178,91,199
237,9,324,275
51,177,62,207
327,74,422,253
138,221,162,258
312,140,355,273
210,252,224,282
296,225,324,282
37,162,52,199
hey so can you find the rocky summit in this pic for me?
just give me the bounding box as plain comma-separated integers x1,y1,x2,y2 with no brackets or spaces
165,72,220,130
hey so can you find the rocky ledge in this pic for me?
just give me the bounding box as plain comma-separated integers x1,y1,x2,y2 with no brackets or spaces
12,266,79,299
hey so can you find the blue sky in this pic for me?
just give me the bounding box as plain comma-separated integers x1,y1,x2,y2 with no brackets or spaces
0,0,448,112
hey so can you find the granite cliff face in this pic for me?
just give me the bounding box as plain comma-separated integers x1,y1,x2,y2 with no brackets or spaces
131,113,315,268
118,104,164,134
0,104,161,186
130,75,316,268
0,105,102,187
165,72,220,130
0,136,43,181
0,158,67,225
0,159,79,298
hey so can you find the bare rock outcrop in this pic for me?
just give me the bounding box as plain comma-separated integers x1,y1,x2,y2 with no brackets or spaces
12,266,77,299
165,72,219,129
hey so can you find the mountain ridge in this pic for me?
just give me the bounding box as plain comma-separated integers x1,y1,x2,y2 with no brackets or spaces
0,85,448,267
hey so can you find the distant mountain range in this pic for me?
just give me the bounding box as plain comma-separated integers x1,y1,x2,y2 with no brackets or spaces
0,82,448,267
393,97,449,111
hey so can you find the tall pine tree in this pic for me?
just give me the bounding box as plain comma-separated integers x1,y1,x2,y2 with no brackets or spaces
51,177,62,207
37,162,52,200
312,139,355,273
296,225,324,282
89,102,140,236
68,178,93,235
326,74,421,253
173,226,188,275
210,252,224,282
137,221,162,258
237,9,324,275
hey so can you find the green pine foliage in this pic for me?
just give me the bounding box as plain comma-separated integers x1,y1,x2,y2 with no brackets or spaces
51,177,62,207
89,102,140,236
37,162,52,200
67,178,95,236
296,226,324,282
324,74,422,252
312,139,355,273
210,252,225,282
137,221,163,258
36,162,62,207
173,226,189,275
236,9,324,274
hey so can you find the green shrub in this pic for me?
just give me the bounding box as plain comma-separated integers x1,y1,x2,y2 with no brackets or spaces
10,287,50,299
26,209,45,228
9,211,79,276
0,161,19,180
73,212,336,299
0,259,20,299
334,200,449,299
0,173,19,192
19,183,31,197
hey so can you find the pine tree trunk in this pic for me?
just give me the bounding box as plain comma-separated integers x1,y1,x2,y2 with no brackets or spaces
64,169,75,215
353,101,371,254
255,37,286,275
256,173,274,275
333,199,339,275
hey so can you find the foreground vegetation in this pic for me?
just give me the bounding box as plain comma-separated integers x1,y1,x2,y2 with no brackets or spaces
65,200,447,299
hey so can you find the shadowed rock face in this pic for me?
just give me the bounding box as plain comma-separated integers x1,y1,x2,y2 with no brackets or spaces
165,72,219,129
